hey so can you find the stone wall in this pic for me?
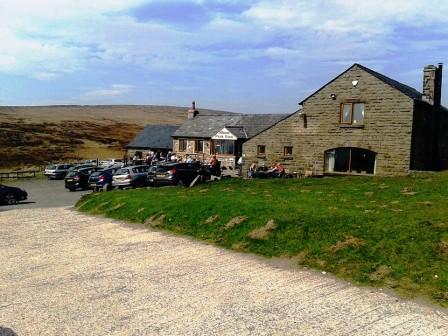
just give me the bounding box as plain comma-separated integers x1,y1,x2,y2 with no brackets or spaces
243,65,415,176
438,110,448,170
410,100,437,171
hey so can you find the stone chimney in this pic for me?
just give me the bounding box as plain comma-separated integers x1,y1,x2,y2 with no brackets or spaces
422,63,443,107
187,101,198,119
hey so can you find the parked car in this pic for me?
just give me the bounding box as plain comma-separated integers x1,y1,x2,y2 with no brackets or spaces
112,165,150,189
149,162,211,187
88,168,118,191
146,165,160,185
98,158,123,168
44,164,73,179
65,167,103,191
68,163,95,172
0,184,28,205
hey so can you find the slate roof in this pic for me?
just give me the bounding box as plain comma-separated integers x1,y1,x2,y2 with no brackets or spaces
126,125,178,150
172,114,289,139
299,63,423,105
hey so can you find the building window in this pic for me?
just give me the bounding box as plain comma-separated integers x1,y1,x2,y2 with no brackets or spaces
179,139,187,152
195,140,204,153
340,102,365,125
212,140,234,155
257,145,266,156
325,147,376,174
284,146,293,156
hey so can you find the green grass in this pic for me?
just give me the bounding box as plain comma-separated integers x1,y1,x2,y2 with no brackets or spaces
76,172,448,307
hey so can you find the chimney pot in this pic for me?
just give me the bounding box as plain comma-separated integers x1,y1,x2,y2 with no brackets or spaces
187,100,198,119
422,65,438,105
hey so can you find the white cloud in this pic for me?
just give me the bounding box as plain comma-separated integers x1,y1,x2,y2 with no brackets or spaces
33,72,59,81
245,0,448,36
84,84,135,98
0,0,447,99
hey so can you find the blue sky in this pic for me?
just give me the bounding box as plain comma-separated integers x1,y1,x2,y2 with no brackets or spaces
0,0,447,113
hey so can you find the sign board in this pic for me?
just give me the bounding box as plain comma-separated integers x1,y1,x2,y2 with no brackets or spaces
212,127,237,140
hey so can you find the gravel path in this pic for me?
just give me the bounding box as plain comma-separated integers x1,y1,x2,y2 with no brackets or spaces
1,208,447,336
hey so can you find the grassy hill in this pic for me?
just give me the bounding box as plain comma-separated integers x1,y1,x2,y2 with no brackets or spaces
0,105,234,168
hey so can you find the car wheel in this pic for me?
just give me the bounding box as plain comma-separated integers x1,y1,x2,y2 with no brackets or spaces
68,188,76,192
4,193,17,205
177,179,185,187
102,183,111,192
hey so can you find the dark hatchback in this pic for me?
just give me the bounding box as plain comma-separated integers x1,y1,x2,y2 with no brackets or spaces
65,167,102,191
88,168,117,191
149,163,211,187
0,184,28,205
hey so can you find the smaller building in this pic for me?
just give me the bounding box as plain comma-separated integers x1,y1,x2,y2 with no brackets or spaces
126,125,179,159
172,102,288,168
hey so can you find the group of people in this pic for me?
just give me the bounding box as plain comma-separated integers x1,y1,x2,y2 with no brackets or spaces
248,162,285,178
131,151,222,176
132,151,283,179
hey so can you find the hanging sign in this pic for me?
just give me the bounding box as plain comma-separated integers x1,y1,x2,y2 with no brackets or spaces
212,127,237,140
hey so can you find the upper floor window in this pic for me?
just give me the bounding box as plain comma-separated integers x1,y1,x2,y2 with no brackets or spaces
179,139,187,152
257,145,266,156
194,139,204,153
340,102,364,126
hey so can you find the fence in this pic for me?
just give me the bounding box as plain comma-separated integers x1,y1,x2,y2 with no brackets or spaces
0,170,38,180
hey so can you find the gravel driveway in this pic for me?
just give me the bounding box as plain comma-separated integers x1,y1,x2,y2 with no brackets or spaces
0,207,447,336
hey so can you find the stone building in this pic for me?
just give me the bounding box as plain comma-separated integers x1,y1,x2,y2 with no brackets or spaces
242,63,447,176
172,102,287,168
126,125,179,159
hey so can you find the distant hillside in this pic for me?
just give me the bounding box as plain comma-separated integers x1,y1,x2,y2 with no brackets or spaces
0,105,235,125
0,105,235,168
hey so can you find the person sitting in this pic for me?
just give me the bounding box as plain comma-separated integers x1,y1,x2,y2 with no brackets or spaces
248,162,257,178
269,162,285,178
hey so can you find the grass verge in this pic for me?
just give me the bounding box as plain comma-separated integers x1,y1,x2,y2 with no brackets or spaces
76,172,448,307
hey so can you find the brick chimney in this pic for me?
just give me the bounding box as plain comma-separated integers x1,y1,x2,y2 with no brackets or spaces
187,101,198,119
422,63,443,107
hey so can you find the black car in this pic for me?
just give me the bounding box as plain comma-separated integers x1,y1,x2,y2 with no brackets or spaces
65,167,102,191
88,168,117,191
0,184,28,205
149,162,211,187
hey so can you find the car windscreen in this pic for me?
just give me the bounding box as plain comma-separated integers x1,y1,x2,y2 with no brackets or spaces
66,172,77,177
90,171,103,177
47,165,57,170
115,168,129,175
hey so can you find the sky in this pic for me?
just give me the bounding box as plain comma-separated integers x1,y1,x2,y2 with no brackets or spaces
0,0,447,114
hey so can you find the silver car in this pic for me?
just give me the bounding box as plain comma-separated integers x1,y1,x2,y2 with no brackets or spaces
112,165,150,188
44,164,73,180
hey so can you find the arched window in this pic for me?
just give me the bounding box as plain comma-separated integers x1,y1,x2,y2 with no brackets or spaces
325,148,376,174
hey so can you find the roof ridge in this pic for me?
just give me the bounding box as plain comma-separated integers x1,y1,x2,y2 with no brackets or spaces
300,63,423,104
354,63,422,99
